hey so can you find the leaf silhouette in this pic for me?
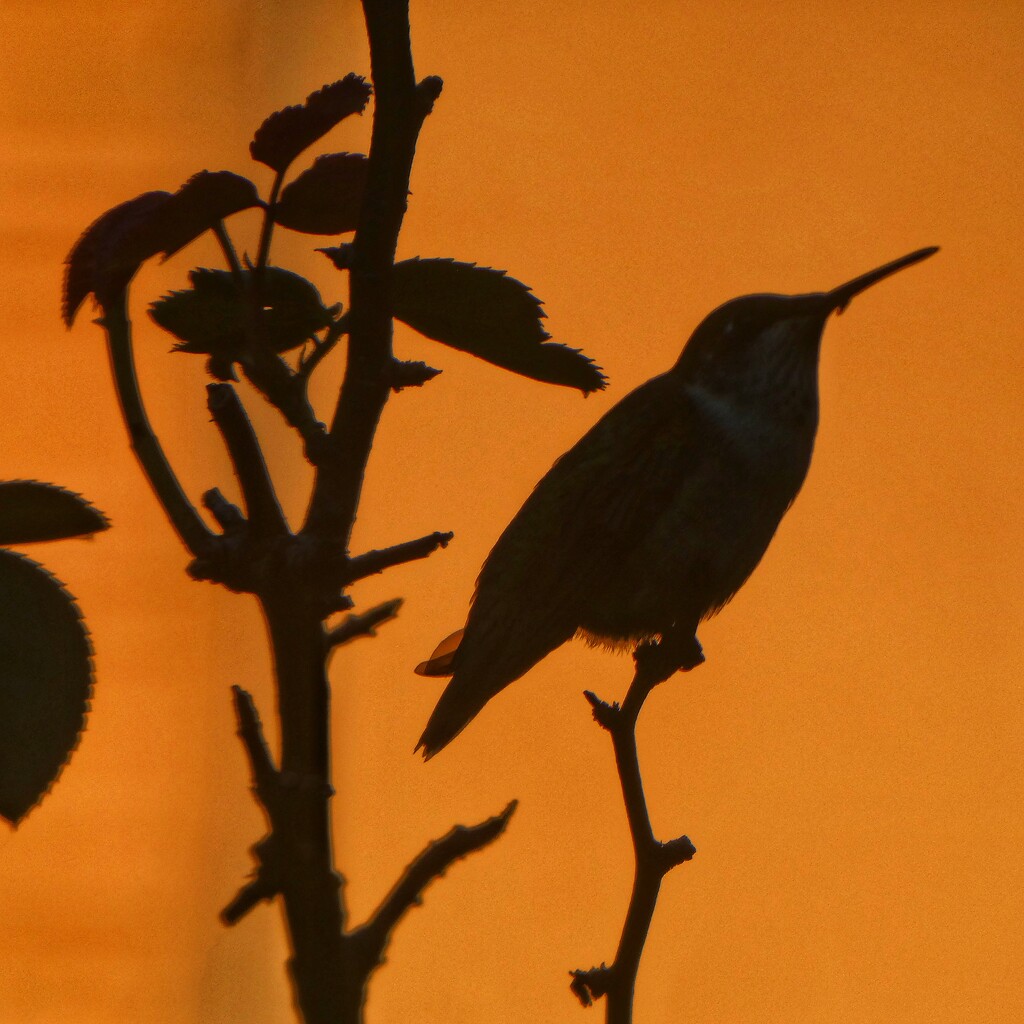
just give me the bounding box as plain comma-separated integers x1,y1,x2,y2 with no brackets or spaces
0,482,109,546
251,75,372,173
63,191,171,326
154,171,263,259
391,259,607,394
150,267,337,377
0,550,93,825
273,154,368,235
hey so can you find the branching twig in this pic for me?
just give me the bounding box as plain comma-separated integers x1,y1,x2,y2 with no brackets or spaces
344,531,453,583
298,314,349,382
326,598,403,649
572,634,703,1023
207,383,288,537
239,347,326,452
350,801,517,974
221,686,282,925
303,3,444,545
89,5,512,1023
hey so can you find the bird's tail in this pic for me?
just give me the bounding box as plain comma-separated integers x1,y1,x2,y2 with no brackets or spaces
415,671,495,760
415,617,574,759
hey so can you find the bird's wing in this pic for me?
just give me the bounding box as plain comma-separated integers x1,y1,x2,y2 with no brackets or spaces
417,373,709,757
472,371,707,608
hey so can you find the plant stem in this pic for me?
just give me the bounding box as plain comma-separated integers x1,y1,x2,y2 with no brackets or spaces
304,0,441,544
256,171,284,274
100,291,215,557
258,591,353,1022
574,640,701,1022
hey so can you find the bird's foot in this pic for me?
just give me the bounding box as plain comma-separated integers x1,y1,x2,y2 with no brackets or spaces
635,632,704,683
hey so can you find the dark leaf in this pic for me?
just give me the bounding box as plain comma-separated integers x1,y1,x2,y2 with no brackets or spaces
392,259,607,394
0,482,108,546
0,550,92,825
150,267,336,368
273,154,368,235
63,191,171,326
251,75,372,173
154,171,263,259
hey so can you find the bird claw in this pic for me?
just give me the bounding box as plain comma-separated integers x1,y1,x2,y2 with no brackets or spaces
634,633,704,682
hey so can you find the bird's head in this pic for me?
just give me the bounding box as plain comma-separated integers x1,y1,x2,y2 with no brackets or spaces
674,247,938,400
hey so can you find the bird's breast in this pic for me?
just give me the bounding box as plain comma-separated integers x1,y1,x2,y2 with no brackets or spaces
682,381,818,478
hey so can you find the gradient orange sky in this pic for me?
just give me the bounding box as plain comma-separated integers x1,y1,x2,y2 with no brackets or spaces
1,2,1021,1022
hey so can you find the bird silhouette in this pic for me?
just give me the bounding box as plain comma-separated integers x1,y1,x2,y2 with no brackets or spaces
416,247,938,758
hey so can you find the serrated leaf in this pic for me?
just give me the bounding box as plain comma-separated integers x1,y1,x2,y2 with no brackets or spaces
251,75,372,173
63,191,171,326
150,267,336,368
273,153,368,235
154,171,263,260
0,550,92,824
0,482,109,546
391,259,607,394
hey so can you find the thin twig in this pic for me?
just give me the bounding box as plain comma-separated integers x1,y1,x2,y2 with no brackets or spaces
302,6,444,545
326,598,404,649
573,635,703,1023
350,801,517,973
207,383,289,537
212,220,245,280
255,170,284,274
231,685,278,795
344,531,453,584
221,687,283,925
298,314,350,382
99,291,216,556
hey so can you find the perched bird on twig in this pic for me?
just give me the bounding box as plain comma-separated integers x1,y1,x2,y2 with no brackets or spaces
416,247,938,759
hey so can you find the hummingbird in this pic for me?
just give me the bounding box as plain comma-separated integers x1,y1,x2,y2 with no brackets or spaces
415,247,938,759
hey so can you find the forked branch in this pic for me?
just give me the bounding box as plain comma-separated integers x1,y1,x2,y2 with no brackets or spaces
572,634,703,1023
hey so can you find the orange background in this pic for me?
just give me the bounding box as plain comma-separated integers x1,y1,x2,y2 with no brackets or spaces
1,1,1021,1021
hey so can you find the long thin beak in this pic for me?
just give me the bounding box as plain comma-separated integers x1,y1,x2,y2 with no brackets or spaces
826,246,939,314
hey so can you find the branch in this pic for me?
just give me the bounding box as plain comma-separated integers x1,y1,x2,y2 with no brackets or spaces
351,800,517,973
232,684,278,795
239,347,326,455
344,531,452,583
572,634,703,1023
222,686,282,925
302,1,444,544
207,383,289,537
326,598,403,649
297,314,349,381
99,291,216,557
